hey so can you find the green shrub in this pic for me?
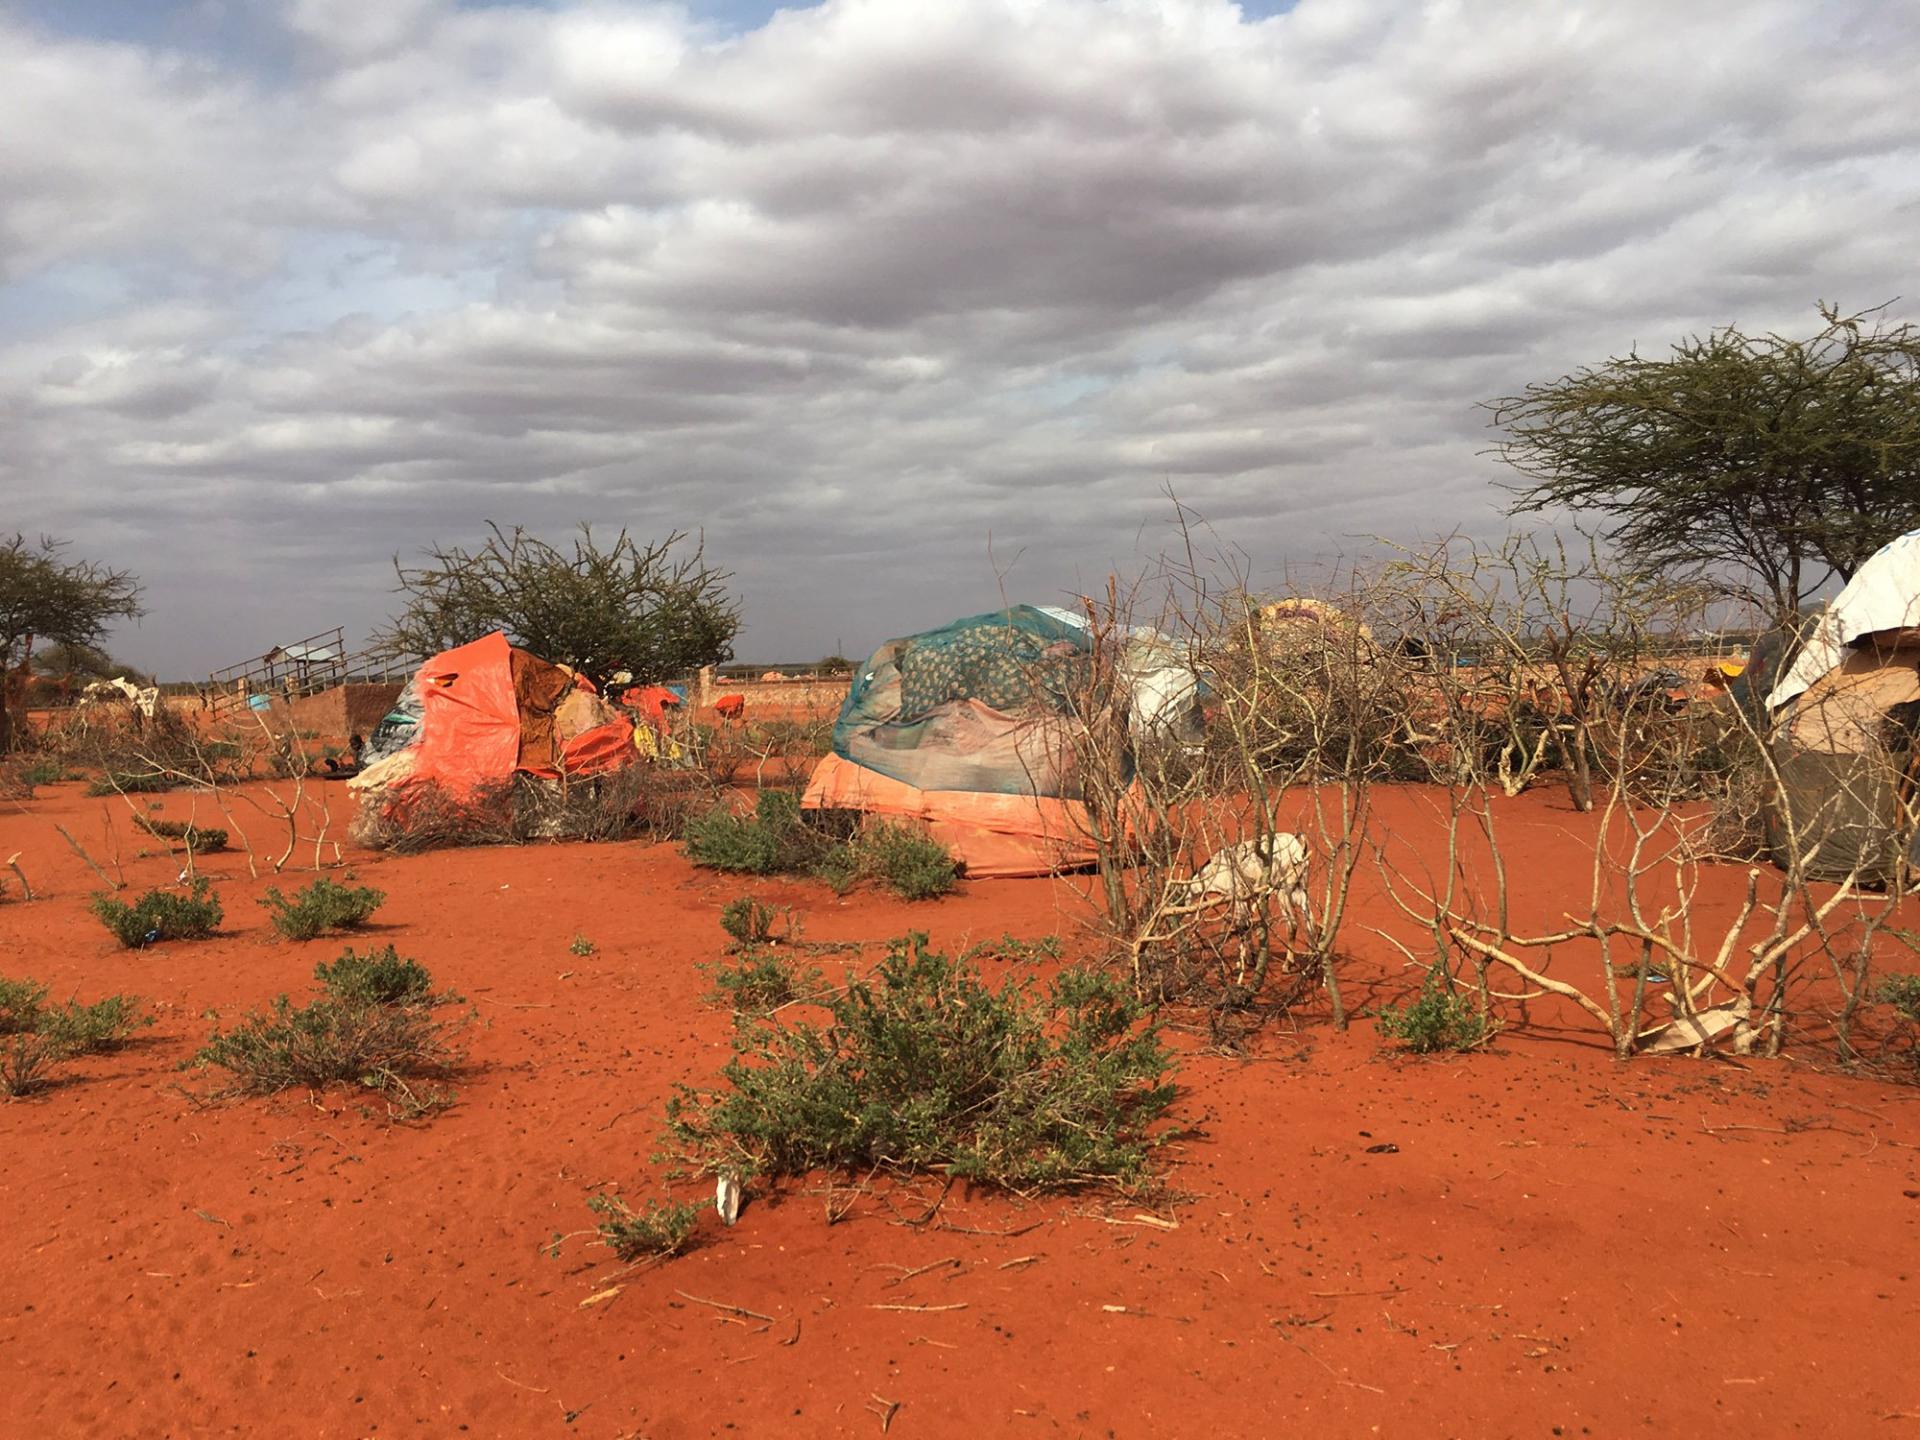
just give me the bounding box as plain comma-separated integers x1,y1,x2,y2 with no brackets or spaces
136,817,229,853
702,949,826,1013
719,896,778,947
85,770,178,796
1376,972,1493,1054
0,976,50,1034
19,757,66,787
0,977,149,1093
961,932,1063,964
855,822,958,900
808,843,861,894
313,946,437,1006
1876,973,1920,1069
2,1034,62,1099
684,795,959,900
668,933,1176,1194
0,976,147,1054
191,993,468,1119
586,1194,702,1260
569,934,596,957
260,877,385,941
684,789,825,874
38,995,151,1054
90,879,224,948
1878,973,1920,1025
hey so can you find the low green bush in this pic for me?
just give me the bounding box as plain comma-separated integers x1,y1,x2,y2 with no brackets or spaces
1878,973,1920,1025
19,758,67,787
0,976,49,1033
38,995,151,1054
585,1194,702,1260
1876,973,1920,1069
961,932,1063,964
191,993,468,1119
1376,971,1493,1054
85,770,178,796
90,879,223,948
684,795,958,900
702,949,827,1013
668,932,1176,1193
569,935,596,958
313,945,437,1007
2,1034,62,1099
260,877,385,941
856,823,959,900
719,896,778,947
136,817,229,853
0,978,150,1095
683,790,828,874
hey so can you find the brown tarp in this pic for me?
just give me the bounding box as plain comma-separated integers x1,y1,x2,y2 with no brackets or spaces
509,648,575,772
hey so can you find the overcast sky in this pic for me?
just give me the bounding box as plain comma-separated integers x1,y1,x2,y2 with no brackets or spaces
4,0,1917,676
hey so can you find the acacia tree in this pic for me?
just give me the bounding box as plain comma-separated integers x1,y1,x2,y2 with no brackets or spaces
0,535,143,753
372,524,740,689
1491,304,1920,622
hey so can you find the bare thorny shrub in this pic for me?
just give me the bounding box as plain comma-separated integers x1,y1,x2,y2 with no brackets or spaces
27,701,345,879
1369,535,1917,1063
99,712,345,877
1056,531,1402,1033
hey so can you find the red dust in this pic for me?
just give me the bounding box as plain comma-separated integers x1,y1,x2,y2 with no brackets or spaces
1,777,1916,1437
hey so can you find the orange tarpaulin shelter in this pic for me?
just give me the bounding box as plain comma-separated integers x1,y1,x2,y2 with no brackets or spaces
804,751,1099,879
407,631,635,798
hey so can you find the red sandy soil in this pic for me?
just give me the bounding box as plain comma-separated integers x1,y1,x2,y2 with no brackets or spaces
2,778,1918,1439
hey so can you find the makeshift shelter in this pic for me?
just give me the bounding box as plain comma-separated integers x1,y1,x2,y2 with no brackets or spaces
1762,531,1920,881
802,605,1201,878
618,684,686,761
350,631,637,806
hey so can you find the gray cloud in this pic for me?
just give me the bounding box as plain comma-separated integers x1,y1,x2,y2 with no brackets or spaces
3,0,1918,676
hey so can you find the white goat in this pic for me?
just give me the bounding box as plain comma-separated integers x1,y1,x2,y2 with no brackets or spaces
1179,832,1311,931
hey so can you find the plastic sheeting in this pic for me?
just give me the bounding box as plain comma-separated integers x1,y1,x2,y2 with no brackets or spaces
1764,742,1920,883
1769,528,1920,710
399,631,636,796
409,632,524,798
804,752,1098,878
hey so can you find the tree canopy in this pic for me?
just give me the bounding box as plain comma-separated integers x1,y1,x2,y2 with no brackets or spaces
372,524,740,688
0,534,144,751
32,641,150,688
1490,304,1920,621
0,534,144,672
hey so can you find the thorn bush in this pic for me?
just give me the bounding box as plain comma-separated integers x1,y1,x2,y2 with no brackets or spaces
669,932,1177,1194
90,878,224,948
260,877,386,941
